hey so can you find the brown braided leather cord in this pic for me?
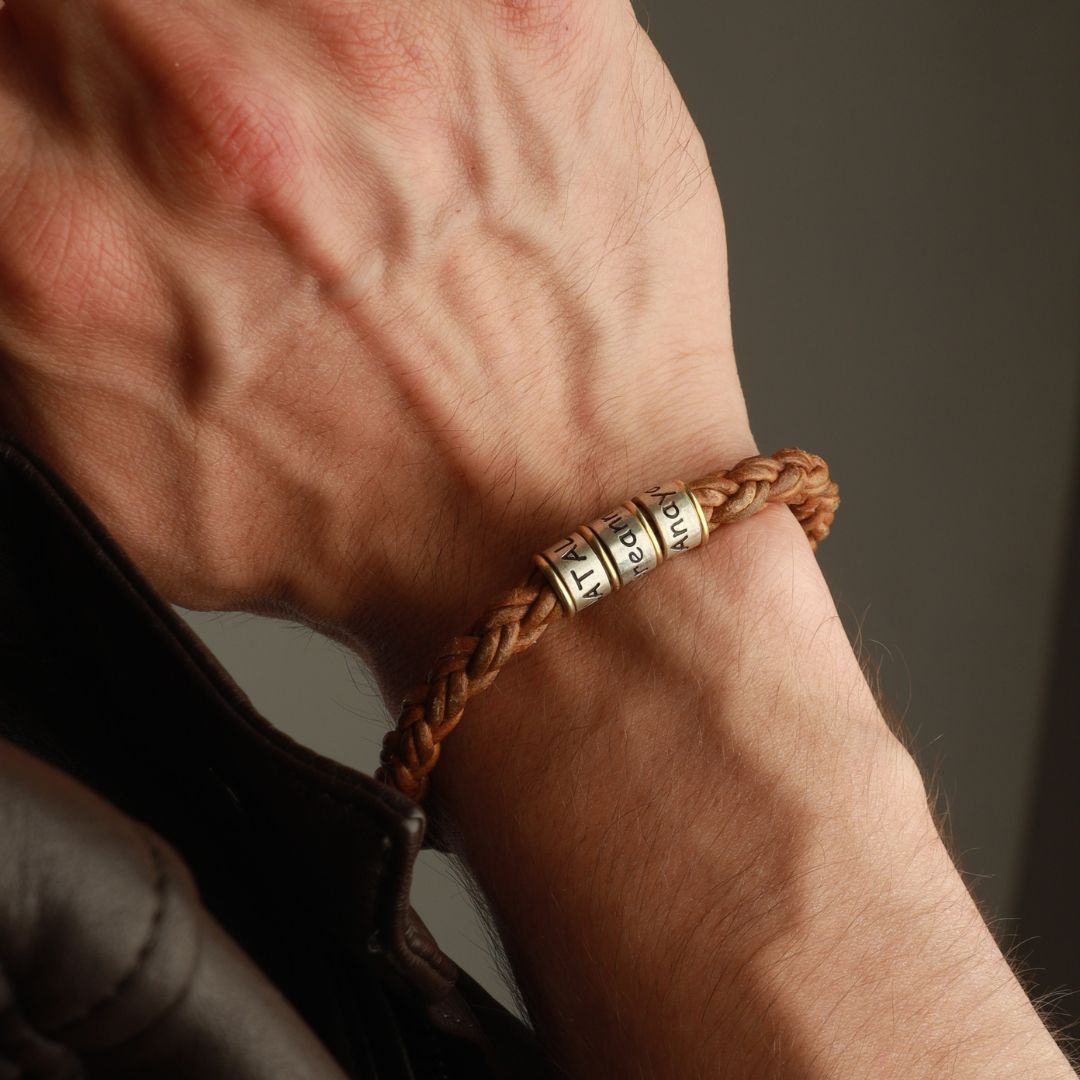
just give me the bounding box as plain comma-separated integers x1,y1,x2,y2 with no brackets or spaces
376,448,838,803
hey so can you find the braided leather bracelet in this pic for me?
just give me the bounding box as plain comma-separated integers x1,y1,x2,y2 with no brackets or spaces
376,448,838,803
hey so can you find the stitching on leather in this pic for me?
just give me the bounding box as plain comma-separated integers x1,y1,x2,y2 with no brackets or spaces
46,837,168,1035
0,966,82,1076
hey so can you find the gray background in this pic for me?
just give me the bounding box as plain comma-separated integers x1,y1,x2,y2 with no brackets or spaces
183,0,1080,1015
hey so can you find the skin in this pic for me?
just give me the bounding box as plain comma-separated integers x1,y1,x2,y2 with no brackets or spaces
0,0,747,695
0,0,1074,1076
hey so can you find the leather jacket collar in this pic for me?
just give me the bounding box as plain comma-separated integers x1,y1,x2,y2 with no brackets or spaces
0,436,549,1079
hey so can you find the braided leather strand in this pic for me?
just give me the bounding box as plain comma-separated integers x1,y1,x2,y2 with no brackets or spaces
376,448,838,801
691,447,838,549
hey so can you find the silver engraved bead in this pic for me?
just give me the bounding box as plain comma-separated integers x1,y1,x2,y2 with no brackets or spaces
535,532,616,615
632,481,710,559
582,502,662,589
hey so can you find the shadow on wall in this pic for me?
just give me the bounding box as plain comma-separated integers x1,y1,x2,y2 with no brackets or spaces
1017,395,1080,1031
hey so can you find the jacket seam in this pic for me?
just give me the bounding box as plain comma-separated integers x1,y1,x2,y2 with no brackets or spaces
47,837,168,1036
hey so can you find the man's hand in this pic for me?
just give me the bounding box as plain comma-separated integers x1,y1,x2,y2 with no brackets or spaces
0,0,748,686
2,4,1075,1078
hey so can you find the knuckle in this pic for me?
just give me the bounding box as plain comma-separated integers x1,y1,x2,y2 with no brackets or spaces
490,0,585,51
97,7,311,209
305,1,439,111
171,64,305,207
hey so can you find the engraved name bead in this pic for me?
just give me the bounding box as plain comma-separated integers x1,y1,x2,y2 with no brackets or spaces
583,503,662,588
632,481,709,559
536,532,616,615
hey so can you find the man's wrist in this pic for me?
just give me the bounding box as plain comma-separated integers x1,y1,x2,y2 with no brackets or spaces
418,507,1073,1078
421,503,936,1074
428,501,915,842
301,402,756,703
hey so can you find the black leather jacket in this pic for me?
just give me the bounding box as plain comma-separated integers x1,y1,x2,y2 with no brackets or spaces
0,437,553,1078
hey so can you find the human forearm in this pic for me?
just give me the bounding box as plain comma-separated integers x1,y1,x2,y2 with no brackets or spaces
428,507,1074,1079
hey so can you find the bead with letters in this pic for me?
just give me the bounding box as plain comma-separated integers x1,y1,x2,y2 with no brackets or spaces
583,503,662,588
632,481,708,558
535,532,616,614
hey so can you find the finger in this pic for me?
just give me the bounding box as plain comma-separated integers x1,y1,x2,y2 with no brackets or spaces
0,0,102,121
0,7,29,150
1,0,73,44
0,0,17,55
